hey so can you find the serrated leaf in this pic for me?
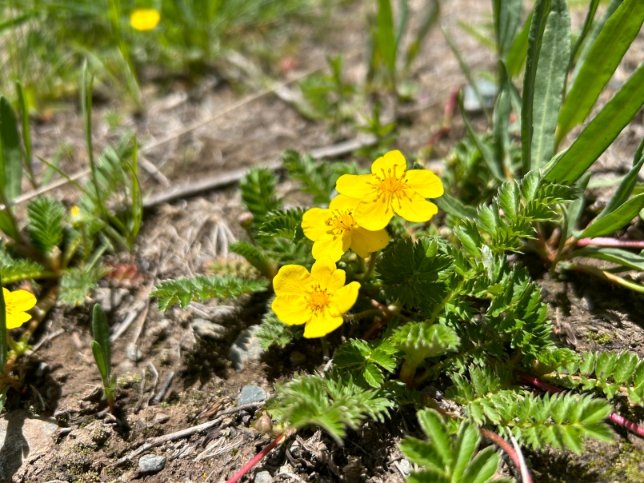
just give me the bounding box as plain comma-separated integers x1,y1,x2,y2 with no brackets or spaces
462,446,501,483
579,193,644,238
230,241,274,279
59,265,105,306
557,0,644,142
417,409,452,467
545,64,644,184
27,197,65,253
240,168,281,224
451,423,479,481
399,437,447,475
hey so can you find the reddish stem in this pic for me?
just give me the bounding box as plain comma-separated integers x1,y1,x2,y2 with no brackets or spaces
576,237,644,249
480,428,533,483
226,432,285,483
517,372,644,439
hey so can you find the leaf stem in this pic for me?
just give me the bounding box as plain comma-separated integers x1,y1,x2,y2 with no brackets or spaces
226,431,287,483
563,262,644,293
576,237,644,249
480,428,533,483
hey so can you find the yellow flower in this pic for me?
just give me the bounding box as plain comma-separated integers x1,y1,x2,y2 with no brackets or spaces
3,288,37,330
129,8,161,31
336,150,444,231
301,195,389,263
272,261,360,338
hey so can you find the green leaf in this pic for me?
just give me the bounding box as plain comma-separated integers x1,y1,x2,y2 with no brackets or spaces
572,247,644,271
568,0,600,64
417,409,453,467
404,0,440,70
0,96,23,203
451,423,480,481
545,64,644,184
91,304,111,377
530,0,570,169
579,193,644,238
0,278,6,370
240,168,281,224
0,246,47,283
557,0,644,142
27,197,65,253
493,0,522,56
435,194,477,219
521,0,552,173
506,11,532,77
597,139,644,218
459,95,503,181
153,275,268,311
59,265,105,307
374,0,397,82
229,241,274,279
462,446,501,483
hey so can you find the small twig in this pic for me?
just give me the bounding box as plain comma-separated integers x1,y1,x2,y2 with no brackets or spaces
480,428,533,483
518,372,644,439
114,402,264,466
152,371,175,404
30,328,65,352
509,433,532,483
226,431,287,483
576,237,644,249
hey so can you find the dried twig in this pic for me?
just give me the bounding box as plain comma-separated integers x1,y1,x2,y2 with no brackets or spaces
480,428,533,483
226,431,288,483
114,402,264,465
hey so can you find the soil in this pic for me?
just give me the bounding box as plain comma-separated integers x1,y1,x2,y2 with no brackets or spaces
2,1,643,482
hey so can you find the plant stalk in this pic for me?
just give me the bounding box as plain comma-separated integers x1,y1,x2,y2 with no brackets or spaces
226,431,287,483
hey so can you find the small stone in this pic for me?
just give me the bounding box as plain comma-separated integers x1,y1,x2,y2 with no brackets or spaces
254,470,273,483
126,343,143,362
138,454,166,474
191,318,227,340
229,325,265,371
239,384,267,405
397,458,412,476
154,413,170,424
463,79,497,112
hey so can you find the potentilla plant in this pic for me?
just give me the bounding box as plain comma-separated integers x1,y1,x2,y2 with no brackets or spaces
154,147,644,482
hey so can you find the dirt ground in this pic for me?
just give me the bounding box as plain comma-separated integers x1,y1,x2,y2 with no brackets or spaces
2,1,643,482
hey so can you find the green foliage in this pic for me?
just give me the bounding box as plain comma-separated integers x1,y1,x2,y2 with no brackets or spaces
90,304,116,408
393,323,460,367
0,246,46,283
27,197,65,254
400,409,502,483
153,275,268,311
0,96,23,204
546,351,644,405
229,241,275,279
268,372,393,443
239,168,281,225
334,339,398,388
256,310,301,350
59,264,106,307
257,208,306,242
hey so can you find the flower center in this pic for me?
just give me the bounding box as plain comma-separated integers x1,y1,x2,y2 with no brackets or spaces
307,286,330,313
327,210,356,235
376,166,407,197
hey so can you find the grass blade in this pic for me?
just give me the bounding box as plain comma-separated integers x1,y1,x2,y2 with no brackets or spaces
493,0,523,57
521,0,552,173
530,0,570,169
579,193,644,239
0,96,23,202
404,0,439,70
557,0,644,143
598,139,644,218
545,64,644,184
569,0,600,64
506,11,532,77
572,247,644,272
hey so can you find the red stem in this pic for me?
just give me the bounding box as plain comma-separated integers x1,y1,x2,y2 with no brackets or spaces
226,432,285,483
517,372,644,439
480,428,533,483
576,237,644,249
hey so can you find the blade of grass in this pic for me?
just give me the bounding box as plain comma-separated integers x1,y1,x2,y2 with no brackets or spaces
15,82,37,189
579,193,644,239
0,96,23,202
571,247,644,272
493,0,523,57
545,64,644,184
506,11,532,77
557,0,644,143
521,0,552,173
530,0,570,169
568,0,600,64
405,0,439,71
597,139,644,218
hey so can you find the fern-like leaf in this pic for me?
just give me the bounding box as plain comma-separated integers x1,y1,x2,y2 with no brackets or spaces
59,264,106,306
27,197,65,253
0,246,47,283
257,208,305,241
256,310,301,350
229,241,275,279
153,275,268,311
334,339,398,388
240,168,281,224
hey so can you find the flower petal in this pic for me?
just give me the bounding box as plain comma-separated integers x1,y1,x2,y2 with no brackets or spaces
336,174,375,199
303,312,343,338
273,265,311,296
350,227,389,258
6,311,31,330
354,195,394,231
329,194,360,212
330,281,360,314
404,169,444,199
272,295,310,325
311,261,346,290
371,150,407,179
5,289,37,312
302,207,332,242
312,235,345,263
393,191,439,223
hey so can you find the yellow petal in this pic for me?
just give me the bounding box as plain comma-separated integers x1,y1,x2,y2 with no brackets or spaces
6,311,32,330
393,191,439,223
354,195,394,231
302,207,332,242
350,227,389,258
311,261,345,290
303,312,344,338
5,289,37,312
404,169,444,199
336,174,376,199
130,9,161,31
312,235,345,263
330,281,360,314
272,295,310,325
329,194,360,212
371,150,407,179
273,265,311,295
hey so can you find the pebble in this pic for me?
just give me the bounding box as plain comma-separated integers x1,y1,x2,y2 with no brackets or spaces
191,318,227,340
254,470,273,483
126,343,143,362
229,325,265,371
463,79,497,112
238,384,268,405
138,454,166,474
397,458,412,476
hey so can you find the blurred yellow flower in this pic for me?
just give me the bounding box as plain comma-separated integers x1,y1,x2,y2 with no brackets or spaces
302,195,389,263
3,288,37,330
130,8,161,31
272,261,360,338
336,150,444,230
